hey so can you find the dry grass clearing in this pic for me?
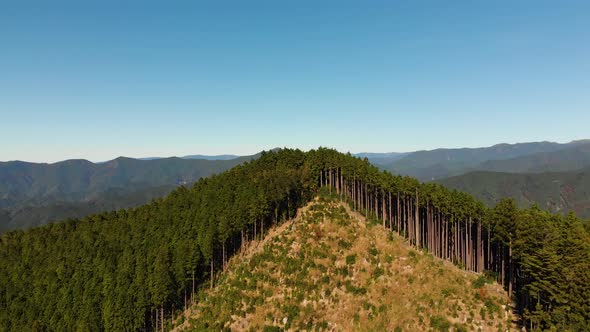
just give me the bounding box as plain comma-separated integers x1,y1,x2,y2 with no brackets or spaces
175,194,515,332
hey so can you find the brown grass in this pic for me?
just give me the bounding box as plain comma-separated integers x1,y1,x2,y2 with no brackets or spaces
175,195,516,332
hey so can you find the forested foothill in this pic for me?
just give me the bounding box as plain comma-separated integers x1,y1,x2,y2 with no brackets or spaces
1,148,588,331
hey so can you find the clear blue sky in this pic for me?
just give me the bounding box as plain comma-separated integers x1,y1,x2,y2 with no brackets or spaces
1,1,589,162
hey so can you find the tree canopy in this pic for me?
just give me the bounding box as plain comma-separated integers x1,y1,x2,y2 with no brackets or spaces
0,148,588,331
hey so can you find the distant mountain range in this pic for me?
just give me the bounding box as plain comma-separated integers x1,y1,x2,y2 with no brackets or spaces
0,152,261,232
359,140,590,218
365,140,590,181
0,185,175,233
139,154,241,161
2,141,590,232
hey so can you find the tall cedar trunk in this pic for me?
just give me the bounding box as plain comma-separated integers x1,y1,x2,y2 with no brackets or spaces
501,246,505,287
395,191,401,235
222,242,226,270
210,259,214,289
365,183,368,214
487,228,491,271
192,271,195,304
389,192,393,230
374,190,378,219
329,168,332,193
509,241,513,298
352,175,357,210
415,190,420,247
478,222,483,272
407,198,411,243
455,219,459,263
465,219,468,269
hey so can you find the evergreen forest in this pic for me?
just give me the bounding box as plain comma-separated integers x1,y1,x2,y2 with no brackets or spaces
1,148,588,331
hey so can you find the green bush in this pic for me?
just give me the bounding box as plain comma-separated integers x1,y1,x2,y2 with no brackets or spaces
430,315,451,332
472,274,494,289
368,246,379,257
372,267,385,279
338,239,352,249
346,254,357,265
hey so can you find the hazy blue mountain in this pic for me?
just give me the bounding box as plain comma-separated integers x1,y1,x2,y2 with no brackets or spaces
181,154,240,160
436,167,590,218
139,154,241,161
380,140,588,180
0,152,262,231
0,185,176,233
0,153,259,209
477,142,590,173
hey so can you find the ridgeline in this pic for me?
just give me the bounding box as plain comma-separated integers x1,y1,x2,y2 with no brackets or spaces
175,193,514,331
1,148,589,331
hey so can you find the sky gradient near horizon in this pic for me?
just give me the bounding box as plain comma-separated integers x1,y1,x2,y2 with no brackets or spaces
1,1,589,162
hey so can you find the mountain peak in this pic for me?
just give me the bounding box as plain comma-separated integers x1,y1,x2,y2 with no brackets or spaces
175,195,514,331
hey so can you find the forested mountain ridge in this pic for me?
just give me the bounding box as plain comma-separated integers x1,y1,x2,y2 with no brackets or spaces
0,154,258,209
437,167,590,218
476,142,590,173
176,193,514,331
0,153,260,232
376,140,589,180
0,185,176,233
0,148,588,331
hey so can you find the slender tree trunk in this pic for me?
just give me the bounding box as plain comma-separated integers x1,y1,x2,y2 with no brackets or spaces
509,241,513,298
389,192,393,231
487,228,491,271
381,191,386,228
222,241,226,270
398,195,401,235
415,190,420,247
501,246,505,287
329,168,332,193
210,259,214,289
192,271,195,304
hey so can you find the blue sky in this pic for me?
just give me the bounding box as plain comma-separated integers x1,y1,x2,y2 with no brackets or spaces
1,1,589,162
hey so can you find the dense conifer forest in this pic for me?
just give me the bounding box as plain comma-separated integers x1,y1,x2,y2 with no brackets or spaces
1,148,589,331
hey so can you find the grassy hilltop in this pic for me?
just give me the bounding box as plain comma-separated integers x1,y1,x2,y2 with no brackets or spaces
176,193,514,331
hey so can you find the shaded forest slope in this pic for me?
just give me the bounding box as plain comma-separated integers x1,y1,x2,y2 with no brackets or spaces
0,153,259,232
436,167,590,219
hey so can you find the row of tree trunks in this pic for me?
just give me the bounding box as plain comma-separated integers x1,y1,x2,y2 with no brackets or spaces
319,169,496,278
318,167,521,309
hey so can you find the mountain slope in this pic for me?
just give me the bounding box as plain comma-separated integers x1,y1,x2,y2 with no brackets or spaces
0,185,176,233
1,149,587,331
478,142,590,173
176,195,514,331
0,153,259,209
0,153,260,231
181,154,240,160
380,140,587,180
436,167,590,218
